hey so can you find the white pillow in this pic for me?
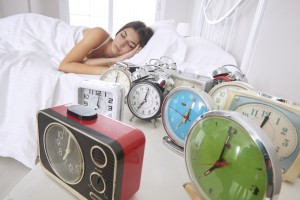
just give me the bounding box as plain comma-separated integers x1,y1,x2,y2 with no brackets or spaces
149,20,177,32
178,36,237,77
126,27,187,66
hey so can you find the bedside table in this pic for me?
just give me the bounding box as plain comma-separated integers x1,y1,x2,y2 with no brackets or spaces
4,107,300,200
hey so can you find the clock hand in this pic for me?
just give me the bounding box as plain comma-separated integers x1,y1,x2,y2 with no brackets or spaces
176,98,195,128
203,161,229,176
260,112,271,128
137,88,150,110
217,126,236,161
197,161,229,166
96,95,101,109
115,72,120,82
204,126,236,176
144,88,150,102
170,107,191,121
63,134,71,161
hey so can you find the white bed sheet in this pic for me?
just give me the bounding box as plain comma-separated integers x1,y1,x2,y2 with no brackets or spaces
0,13,97,168
0,14,237,169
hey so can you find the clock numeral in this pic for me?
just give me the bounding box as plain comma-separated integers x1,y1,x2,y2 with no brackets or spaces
69,163,74,174
96,90,101,95
108,98,113,104
108,106,113,111
276,117,281,125
250,185,260,196
241,112,249,117
84,94,89,99
282,139,289,147
56,138,61,146
83,101,88,106
281,127,288,135
220,91,225,97
58,130,64,140
58,147,63,156
261,110,270,118
251,109,258,117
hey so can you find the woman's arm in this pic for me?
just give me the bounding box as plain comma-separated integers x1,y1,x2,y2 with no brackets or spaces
59,27,112,75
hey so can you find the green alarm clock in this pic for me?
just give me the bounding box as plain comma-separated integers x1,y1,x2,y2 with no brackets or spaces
185,110,281,200
224,90,300,183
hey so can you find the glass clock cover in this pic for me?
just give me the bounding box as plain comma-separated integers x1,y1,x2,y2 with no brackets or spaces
162,86,214,147
44,123,84,184
185,110,281,200
224,90,300,182
127,80,164,120
100,68,131,96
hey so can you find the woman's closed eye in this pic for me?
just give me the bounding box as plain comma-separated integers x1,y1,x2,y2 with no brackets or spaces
121,31,136,49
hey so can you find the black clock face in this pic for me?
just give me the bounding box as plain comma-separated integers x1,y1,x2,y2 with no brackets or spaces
44,123,84,184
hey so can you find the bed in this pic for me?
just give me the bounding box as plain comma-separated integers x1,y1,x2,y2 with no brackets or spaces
0,0,267,169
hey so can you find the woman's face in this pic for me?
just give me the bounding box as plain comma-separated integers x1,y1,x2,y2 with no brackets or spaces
112,28,140,56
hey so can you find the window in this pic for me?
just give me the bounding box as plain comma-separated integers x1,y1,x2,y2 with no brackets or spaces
69,0,157,35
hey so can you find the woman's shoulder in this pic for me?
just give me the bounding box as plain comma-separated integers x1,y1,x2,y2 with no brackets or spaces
83,27,110,40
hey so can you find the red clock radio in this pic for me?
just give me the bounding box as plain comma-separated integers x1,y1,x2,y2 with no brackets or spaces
37,104,145,200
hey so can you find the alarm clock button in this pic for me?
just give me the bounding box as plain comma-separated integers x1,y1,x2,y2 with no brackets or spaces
67,104,98,121
90,172,106,193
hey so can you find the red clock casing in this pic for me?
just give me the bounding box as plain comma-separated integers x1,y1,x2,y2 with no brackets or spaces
37,104,146,200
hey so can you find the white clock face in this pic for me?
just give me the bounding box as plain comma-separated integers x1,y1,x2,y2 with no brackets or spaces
235,103,298,160
80,88,114,118
100,69,131,96
172,76,203,90
209,83,252,110
127,82,163,120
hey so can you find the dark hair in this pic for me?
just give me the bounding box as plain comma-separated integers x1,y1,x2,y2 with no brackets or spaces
116,21,154,48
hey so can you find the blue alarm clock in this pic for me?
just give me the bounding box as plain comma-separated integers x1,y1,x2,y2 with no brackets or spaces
161,86,215,153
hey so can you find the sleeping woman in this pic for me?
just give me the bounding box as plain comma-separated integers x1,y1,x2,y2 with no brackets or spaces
59,21,154,75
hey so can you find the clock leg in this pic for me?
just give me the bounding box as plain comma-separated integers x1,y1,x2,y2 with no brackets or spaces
129,115,135,122
151,118,157,128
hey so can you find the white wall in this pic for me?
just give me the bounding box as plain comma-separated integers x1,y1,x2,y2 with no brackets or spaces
0,0,60,18
247,0,300,103
0,0,30,16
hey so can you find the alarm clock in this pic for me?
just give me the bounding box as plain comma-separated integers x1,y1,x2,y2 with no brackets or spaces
127,79,164,120
224,89,300,183
161,86,214,153
77,79,125,121
100,62,132,96
185,110,281,200
165,69,214,92
208,81,254,110
37,104,145,200
212,64,248,85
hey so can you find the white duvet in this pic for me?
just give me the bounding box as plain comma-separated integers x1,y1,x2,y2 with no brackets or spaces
0,13,97,168
0,13,236,169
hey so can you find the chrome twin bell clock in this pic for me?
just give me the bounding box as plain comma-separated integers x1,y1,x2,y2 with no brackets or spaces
212,64,248,85
37,104,145,200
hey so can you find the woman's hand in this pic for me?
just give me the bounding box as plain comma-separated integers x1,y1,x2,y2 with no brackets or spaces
118,45,141,61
